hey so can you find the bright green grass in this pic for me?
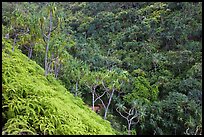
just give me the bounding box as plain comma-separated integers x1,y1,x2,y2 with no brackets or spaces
2,39,115,135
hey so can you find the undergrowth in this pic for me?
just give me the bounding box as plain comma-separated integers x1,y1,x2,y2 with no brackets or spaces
2,39,115,135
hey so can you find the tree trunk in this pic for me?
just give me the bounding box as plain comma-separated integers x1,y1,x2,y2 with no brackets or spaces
104,107,108,120
54,55,60,78
92,86,97,111
92,91,95,111
104,89,115,119
44,10,53,76
74,81,78,97
128,122,131,135
55,64,61,78
44,43,49,76
28,45,33,59
54,59,57,76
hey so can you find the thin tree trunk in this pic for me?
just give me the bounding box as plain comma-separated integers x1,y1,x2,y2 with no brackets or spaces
74,81,78,97
55,64,60,78
116,107,139,135
54,58,57,77
92,86,97,111
44,10,52,76
28,46,30,58
104,89,115,119
54,55,59,78
92,91,95,111
44,45,49,76
128,121,131,135
28,45,33,59
47,60,52,74
56,64,61,78
104,107,108,119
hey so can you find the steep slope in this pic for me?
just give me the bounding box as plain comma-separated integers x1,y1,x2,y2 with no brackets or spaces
2,40,115,135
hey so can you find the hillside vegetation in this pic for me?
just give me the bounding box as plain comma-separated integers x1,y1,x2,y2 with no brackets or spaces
2,40,115,135
2,2,202,135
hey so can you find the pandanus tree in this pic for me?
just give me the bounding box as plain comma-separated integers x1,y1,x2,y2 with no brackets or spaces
38,2,60,76
81,71,105,111
15,3,43,59
3,2,41,57
8,3,31,52
18,14,42,59
47,33,74,78
70,63,89,97
38,2,75,77
116,99,147,135
59,58,89,97
95,69,129,119
115,71,159,135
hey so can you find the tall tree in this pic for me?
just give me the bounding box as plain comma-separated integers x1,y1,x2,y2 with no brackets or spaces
39,3,59,76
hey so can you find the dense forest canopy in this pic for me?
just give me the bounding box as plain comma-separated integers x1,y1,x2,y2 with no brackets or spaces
2,2,202,135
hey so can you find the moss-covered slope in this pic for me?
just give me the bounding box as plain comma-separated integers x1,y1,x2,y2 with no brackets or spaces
2,40,115,135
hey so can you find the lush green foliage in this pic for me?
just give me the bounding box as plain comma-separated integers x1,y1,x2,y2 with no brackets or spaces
2,41,115,135
2,2,202,135
142,92,202,135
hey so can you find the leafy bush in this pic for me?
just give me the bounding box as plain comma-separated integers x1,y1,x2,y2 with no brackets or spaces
143,92,202,135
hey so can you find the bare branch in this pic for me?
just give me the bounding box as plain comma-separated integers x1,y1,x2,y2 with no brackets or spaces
131,118,139,125
51,25,58,33
48,10,53,35
43,33,49,39
116,107,129,121
128,108,132,115
47,60,53,73
94,91,107,103
51,16,59,33
185,128,190,135
154,130,156,135
40,20,47,44
195,126,199,135
102,81,109,91
131,114,139,121
97,95,107,110
123,108,130,115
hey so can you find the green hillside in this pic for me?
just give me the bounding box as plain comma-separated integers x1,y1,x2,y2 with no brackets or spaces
2,2,202,135
2,40,115,135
